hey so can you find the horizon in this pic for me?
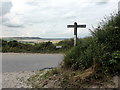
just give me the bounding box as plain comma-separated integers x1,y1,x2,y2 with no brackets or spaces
0,36,87,39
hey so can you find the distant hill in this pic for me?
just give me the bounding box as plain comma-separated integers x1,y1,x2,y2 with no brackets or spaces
1,37,41,41
1,37,69,41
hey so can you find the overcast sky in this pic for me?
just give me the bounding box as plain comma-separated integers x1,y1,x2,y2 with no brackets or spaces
0,0,119,38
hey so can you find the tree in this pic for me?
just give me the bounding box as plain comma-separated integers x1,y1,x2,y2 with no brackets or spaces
8,40,18,47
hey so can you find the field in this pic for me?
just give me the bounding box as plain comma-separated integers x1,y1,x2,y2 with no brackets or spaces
1,37,65,44
17,39,62,44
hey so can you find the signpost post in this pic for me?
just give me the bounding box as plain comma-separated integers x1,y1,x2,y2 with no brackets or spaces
67,22,86,46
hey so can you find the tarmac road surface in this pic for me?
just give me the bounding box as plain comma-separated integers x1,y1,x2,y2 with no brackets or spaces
2,53,63,72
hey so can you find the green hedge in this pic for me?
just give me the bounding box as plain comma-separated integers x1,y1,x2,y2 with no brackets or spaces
63,13,120,75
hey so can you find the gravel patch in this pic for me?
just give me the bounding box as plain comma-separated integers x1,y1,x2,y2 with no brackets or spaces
2,71,38,88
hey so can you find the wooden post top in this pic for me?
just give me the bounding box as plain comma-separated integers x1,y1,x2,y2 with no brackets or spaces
74,22,77,25
67,22,86,28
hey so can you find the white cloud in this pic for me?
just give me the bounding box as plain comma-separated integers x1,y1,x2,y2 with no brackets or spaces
0,1,12,16
1,0,120,38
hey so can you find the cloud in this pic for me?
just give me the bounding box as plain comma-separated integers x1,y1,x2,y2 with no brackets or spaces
1,16,24,28
95,0,110,5
2,17,9,22
26,1,40,6
15,13,24,16
1,17,24,28
0,1,13,16
96,2,108,5
1,0,119,37
4,23,24,28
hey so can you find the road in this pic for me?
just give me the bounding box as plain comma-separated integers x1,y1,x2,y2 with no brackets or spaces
2,53,63,72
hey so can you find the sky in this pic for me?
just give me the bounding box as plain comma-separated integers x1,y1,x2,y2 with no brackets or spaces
0,0,120,38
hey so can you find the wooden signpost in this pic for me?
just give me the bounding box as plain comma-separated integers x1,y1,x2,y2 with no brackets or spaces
67,22,86,46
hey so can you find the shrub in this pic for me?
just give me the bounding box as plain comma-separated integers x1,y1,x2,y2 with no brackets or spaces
57,38,74,50
91,13,120,52
63,13,120,75
63,37,100,70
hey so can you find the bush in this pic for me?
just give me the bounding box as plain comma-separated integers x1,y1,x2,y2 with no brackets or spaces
57,38,74,50
91,13,120,52
63,13,120,75
2,40,58,53
63,37,105,70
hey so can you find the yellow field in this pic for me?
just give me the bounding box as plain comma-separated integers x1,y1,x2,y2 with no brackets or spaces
18,39,62,44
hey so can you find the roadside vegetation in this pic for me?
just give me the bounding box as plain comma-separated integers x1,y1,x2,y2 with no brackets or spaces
27,13,120,88
1,38,74,53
